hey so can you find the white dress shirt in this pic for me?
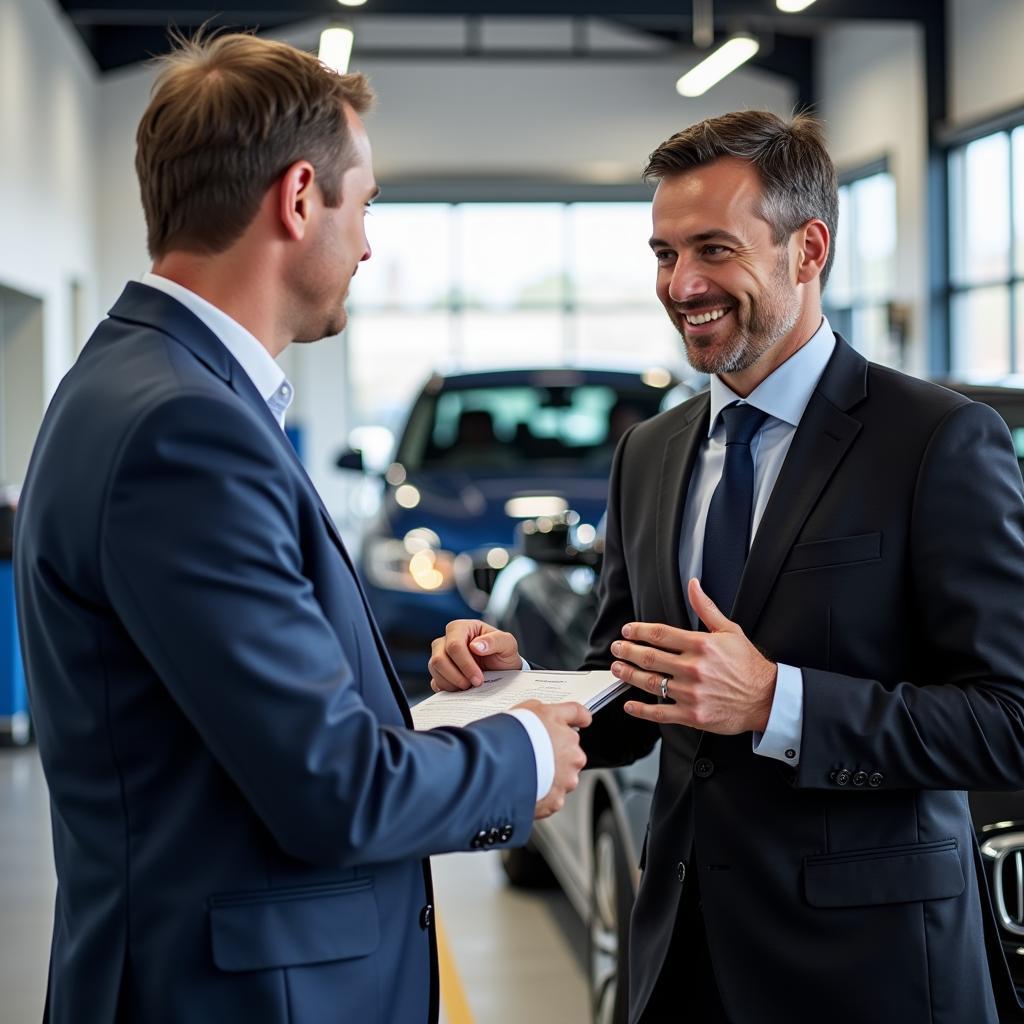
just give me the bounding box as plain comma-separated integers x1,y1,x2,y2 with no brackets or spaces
140,273,554,800
680,318,836,766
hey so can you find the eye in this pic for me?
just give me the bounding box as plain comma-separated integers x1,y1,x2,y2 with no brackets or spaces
653,249,676,265
701,244,730,257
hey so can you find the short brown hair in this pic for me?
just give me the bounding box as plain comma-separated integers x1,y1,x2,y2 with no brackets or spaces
136,32,375,258
644,110,838,289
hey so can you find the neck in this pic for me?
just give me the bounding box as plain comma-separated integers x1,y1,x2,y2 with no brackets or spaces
719,304,823,398
151,247,290,358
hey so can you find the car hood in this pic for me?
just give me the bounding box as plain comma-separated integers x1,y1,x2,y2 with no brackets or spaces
379,469,610,554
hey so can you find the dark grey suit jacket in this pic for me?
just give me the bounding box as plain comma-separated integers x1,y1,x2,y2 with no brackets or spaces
581,336,1024,1024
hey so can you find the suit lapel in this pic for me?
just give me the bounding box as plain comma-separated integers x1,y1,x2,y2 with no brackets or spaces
111,283,413,724
731,335,867,633
656,396,710,626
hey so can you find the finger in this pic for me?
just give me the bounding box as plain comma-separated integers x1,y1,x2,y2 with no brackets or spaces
619,620,692,652
611,658,671,698
551,701,593,729
468,627,516,658
623,699,685,725
443,620,488,685
430,647,479,690
687,577,735,633
610,639,675,676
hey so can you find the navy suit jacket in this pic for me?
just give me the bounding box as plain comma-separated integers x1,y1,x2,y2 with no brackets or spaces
580,338,1024,1024
14,283,537,1024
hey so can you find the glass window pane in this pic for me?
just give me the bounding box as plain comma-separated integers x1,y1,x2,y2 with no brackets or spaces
851,174,897,301
1013,127,1024,276
348,204,453,311
569,203,655,305
457,204,566,310
951,286,1011,377
950,133,1011,286
1015,282,1024,373
455,311,566,369
572,309,682,372
346,312,452,429
850,305,902,369
826,185,853,308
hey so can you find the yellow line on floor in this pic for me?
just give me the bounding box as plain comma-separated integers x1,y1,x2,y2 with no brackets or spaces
436,910,475,1024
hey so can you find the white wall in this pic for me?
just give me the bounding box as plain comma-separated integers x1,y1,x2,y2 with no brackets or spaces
0,0,98,480
817,22,928,374
950,0,1024,124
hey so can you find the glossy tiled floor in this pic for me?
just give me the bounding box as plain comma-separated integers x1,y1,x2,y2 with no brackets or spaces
0,749,589,1024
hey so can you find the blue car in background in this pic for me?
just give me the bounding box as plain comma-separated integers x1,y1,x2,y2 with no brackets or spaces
338,367,675,692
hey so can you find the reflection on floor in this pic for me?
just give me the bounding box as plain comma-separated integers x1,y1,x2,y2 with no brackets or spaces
0,750,589,1024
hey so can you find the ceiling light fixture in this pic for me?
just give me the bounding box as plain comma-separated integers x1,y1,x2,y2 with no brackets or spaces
676,33,760,97
319,25,354,74
338,0,368,7
776,0,818,11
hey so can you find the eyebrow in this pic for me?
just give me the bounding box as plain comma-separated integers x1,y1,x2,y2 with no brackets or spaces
648,229,745,249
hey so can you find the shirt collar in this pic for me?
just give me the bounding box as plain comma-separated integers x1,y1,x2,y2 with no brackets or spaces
708,317,836,436
141,272,293,426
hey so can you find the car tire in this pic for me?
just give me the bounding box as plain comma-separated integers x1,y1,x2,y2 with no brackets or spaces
589,808,632,1024
499,840,558,889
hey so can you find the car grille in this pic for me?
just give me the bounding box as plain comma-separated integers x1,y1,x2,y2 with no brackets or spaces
996,844,1024,936
982,833,1024,937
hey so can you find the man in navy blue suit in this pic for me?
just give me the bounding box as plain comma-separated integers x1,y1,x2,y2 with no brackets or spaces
14,32,590,1024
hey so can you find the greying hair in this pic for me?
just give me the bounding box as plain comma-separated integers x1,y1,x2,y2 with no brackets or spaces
136,31,375,258
644,111,838,289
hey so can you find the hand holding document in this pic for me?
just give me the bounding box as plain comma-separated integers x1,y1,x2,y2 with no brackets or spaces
412,670,625,730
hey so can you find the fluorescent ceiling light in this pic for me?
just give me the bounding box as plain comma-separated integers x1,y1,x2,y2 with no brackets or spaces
319,26,354,74
505,496,569,519
776,0,818,10
338,0,368,6
676,33,760,98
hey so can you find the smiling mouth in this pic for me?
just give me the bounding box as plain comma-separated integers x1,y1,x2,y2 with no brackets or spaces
682,306,731,326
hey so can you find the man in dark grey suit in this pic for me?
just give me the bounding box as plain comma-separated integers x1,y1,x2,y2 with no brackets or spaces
432,111,1024,1023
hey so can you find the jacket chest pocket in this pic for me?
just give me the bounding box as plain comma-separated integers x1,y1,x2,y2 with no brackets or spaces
781,532,881,575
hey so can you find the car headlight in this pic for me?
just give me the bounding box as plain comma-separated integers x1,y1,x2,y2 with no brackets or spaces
363,532,457,593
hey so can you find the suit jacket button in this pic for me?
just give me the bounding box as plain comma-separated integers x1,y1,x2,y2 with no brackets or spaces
471,830,488,849
868,772,884,788
499,825,514,843
420,904,434,930
852,771,868,787
676,861,687,884
486,827,501,846
694,758,714,779
834,769,851,786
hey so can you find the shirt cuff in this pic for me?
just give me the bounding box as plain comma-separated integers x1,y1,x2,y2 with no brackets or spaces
505,709,554,802
521,657,530,671
751,663,803,766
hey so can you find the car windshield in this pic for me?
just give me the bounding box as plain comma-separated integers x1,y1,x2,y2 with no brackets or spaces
396,381,662,472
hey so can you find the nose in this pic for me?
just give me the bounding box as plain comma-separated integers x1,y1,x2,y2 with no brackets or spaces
667,253,710,304
360,235,372,263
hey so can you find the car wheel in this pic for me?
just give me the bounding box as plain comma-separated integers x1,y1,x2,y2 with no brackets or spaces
589,808,632,1024
499,840,558,889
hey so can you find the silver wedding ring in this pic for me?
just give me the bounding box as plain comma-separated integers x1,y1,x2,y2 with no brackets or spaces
659,675,670,701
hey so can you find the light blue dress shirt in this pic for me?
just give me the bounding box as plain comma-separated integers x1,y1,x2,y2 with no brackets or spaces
680,318,837,766
139,273,555,800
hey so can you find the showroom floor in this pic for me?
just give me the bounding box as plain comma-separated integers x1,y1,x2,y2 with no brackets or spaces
0,749,589,1024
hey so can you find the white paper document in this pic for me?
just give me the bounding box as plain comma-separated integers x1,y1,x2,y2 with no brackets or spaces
411,670,626,730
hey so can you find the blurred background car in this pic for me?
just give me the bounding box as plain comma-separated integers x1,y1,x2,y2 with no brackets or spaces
336,365,679,693
487,380,1024,1024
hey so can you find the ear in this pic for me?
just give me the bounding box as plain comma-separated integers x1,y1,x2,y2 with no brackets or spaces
794,219,829,286
278,160,317,242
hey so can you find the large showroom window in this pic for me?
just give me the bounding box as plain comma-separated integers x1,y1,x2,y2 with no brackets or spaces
344,202,680,433
948,124,1024,376
824,164,900,367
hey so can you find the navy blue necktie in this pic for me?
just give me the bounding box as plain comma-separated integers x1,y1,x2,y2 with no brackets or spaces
699,402,769,620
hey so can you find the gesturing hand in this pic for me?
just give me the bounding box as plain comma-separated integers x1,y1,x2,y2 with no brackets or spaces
428,619,522,691
610,578,778,735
